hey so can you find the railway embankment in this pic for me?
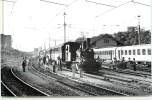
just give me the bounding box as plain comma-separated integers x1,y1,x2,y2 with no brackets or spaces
32,63,152,96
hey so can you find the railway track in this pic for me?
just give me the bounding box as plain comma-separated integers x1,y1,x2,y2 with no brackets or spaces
1,66,49,96
101,65,151,77
31,65,128,96
56,67,152,95
85,72,152,93
1,81,16,96
62,66,152,86
30,66,97,96
97,68,152,84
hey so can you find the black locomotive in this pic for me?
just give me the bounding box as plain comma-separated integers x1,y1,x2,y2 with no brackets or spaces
57,38,100,73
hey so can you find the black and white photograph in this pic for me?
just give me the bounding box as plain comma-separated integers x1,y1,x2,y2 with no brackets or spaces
1,0,152,98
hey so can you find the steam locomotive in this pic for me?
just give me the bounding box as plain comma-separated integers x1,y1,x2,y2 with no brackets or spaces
49,38,100,72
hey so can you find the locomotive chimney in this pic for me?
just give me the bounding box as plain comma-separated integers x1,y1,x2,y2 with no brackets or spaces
86,38,91,49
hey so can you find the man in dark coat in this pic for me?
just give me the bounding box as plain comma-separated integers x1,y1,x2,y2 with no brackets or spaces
43,56,46,65
52,61,56,73
57,56,62,71
22,57,27,72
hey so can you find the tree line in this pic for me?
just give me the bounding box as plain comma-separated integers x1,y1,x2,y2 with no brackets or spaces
114,29,151,46
75,28,151,46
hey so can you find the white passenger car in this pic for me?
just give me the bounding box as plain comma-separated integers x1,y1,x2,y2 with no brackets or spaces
94,44,151,63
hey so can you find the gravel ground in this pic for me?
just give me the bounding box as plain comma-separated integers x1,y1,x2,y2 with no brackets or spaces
13,66,90,96
31,65,130,96
32,63,152,96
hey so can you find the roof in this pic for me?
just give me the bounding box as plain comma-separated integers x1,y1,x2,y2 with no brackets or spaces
63,41,80,45
91,34,123,45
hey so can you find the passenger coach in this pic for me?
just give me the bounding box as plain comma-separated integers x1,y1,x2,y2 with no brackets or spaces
94,44,151,63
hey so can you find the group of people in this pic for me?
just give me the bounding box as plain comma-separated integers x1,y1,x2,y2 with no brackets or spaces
95,56,137,71
38,55,62,73
113,57,137,71
127,57,137,71
22,48,84,78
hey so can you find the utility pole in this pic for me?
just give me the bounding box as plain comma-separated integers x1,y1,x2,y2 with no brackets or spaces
137,15,141,45
63,12,66,43
40,0,68,43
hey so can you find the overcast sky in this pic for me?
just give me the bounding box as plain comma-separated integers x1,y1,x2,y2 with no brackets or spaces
3,0,152,52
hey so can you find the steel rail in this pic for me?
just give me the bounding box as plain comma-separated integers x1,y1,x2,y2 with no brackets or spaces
11,67,50,96
58,68,131,96
31,65,128,96
1,81,17,96
30,66,98,96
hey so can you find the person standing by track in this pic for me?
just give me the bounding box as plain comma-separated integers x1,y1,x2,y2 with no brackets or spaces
76,49,83,78
43,55,47,65
113,57,118,70
57,56,62,71
132,58,137,71
127,57,131,69
52,61,56,73
22,57,27,72
71,61,77,78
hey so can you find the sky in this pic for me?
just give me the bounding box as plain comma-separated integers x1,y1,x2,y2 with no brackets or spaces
2,0,152,52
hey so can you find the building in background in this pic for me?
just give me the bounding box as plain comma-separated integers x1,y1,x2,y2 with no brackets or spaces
0,34,12,50
91,34,123,49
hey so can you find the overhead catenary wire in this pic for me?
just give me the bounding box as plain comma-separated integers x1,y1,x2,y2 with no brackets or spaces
131,0,152,7
96,0,151,18
2,0,15,3
50,0,118,40
43,0,116,30
40,0,79,43
96,0,131,18
85,0,116,8
41,0,79,34
40,0,68,6
67,0,79,7
93,0,132,35
51,0,79,19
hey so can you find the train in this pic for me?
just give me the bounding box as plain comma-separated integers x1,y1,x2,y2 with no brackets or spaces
94,44,151,72
47,38,151,72
94,44,151,63
49,39,100,72
49,42,80,62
